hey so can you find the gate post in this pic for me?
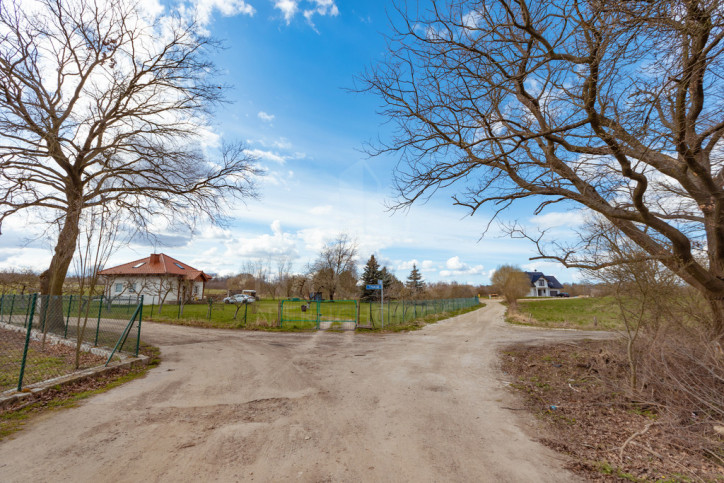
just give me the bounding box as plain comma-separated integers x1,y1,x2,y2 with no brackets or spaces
94,295,103,346
17,294,38,391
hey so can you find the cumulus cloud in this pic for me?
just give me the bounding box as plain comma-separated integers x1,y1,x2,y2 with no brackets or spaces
257,111,275,123
445,256,466,270
274,0,339,27
439,256,485,278
274,0,298,24
181,0,255,28
225,220,299,260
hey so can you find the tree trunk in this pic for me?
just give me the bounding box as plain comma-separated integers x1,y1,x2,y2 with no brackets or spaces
708,297,724,343
39,205,82,332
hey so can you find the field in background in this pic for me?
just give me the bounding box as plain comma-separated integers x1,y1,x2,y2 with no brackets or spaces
513,297,621,331
145,297,482,330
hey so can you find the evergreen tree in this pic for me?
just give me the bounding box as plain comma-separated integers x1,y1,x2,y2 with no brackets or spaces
360,255,382,301
406,264,425,294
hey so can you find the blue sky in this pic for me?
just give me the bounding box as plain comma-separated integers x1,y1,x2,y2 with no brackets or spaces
0,0,585,285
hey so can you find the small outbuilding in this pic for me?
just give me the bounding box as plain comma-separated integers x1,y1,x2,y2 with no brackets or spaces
525,271,564,297
99,253,212,305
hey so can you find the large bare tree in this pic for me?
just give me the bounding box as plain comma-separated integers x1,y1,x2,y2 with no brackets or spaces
0,0,260,296
363,0,724,340
310,233,358,300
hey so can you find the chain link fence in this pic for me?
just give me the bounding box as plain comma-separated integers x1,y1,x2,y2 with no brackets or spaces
362,297,480,328
0,294,143,392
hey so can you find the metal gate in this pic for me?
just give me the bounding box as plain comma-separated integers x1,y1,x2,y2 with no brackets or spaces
280,299,357,330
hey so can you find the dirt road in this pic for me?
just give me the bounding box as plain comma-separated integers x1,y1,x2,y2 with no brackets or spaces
0,301,612,482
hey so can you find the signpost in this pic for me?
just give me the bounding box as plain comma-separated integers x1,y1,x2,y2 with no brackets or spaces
365,279,384,329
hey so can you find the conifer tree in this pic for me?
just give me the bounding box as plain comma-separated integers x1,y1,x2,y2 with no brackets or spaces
406,264,425,294
360,255,382,301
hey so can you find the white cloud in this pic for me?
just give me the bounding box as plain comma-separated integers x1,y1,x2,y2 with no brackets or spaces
274,0,339,27
257,111,275,123
421,260,436,270
439,257,485,278
529,211,585,230
225,220,298,260
185,0,255,27
310,205,333,215
445,256,466,271
274,0,298,24
244,148,287,165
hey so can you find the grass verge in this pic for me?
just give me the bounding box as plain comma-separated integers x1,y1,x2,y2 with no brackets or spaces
510,296,622,331
0,341,160,441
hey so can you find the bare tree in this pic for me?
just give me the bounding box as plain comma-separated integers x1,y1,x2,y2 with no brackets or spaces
582,217,680,391
70,205,131,367
491,265,530,311
309,233,358,300
0,0,261,298
363,0,724,341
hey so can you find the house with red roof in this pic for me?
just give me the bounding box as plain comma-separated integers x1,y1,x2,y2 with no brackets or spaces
99,253,212,305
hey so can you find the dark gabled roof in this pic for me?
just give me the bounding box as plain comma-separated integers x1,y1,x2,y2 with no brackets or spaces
525,271,545,285
524,271,564,289
544,275,564,289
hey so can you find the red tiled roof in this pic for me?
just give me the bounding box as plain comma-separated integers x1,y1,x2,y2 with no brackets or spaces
99,253,212,282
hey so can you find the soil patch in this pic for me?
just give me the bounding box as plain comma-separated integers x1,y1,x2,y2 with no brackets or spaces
0,328,107,392
500,340,724,481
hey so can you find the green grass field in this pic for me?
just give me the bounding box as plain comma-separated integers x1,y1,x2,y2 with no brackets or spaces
514,297,621,331
145,297,482,331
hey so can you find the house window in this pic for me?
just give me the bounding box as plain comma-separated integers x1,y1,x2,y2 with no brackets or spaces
115,283,122,293
129,283,137,293
133,262,146,268
538,280,546,286
174,262,185,269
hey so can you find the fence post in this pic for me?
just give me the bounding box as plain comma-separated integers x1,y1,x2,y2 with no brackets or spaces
244,303,249,326
94,295,103,346
136,295,143,356
0,294,4,323
24,295,31,327
316,300,321,330
64,294,72,338
8,294,16,325
356,300,360,327
17,294,38,392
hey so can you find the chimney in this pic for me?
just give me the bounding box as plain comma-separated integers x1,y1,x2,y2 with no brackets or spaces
150,253,160,264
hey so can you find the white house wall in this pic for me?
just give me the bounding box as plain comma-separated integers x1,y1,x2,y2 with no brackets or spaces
105,276,205,305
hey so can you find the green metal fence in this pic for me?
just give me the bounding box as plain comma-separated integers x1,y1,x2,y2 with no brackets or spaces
279,296,480,330
362,297,480,328
280,299,358,330
0,294,143,393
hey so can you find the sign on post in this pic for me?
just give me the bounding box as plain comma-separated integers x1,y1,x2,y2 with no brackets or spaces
365,280,385,329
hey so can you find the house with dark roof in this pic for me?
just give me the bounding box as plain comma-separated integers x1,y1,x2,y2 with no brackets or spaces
99,253,212,305
525,271,564,297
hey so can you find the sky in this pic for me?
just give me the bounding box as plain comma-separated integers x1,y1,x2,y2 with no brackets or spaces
0,0,586,285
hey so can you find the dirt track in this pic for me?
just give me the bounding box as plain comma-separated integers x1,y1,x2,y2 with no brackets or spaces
0,301,613,482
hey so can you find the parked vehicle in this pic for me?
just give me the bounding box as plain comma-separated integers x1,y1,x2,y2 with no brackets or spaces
224,294,254,304
555,292,570,297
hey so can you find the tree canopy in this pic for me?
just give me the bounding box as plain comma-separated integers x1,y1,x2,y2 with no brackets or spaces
364,0,724,340
0,0,260,295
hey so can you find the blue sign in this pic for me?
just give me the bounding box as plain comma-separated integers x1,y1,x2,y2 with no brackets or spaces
366,284,382,290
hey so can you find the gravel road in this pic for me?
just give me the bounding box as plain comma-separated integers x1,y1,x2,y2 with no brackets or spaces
0,301,613,482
